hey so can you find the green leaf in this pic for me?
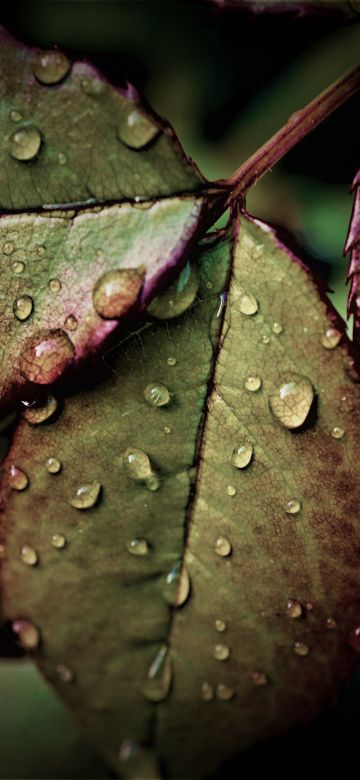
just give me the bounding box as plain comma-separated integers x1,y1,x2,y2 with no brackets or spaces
1,212,360,779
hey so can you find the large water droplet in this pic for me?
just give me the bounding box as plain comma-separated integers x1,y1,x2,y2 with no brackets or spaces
56,663,74,682
293,640,310,656
215,683,235,700
22,395,58,425
238,291,258,316
8,465,29,491
212,643,230,661
331,426,345,440
48,277,61,293
286,499,301,515
123,447,159,490
93,268,144,319
348,626,360,652
51,533,66,549
118,106,160,149
231,442,253,470
214,619,227,632
321,327,341,349
126,538,150,556
269,373,314,429
20,544,38,566
148,263,198,321
163,561,190,607
19,329,75,384
118,740,160,779
214,536,232,557
12,619,40,650
10,126,42,161
252,671,268,686
286,599,303,618
244,375,262,392
144,382,171,407
142,646,172,702
70,481,101,509
13,295,33,321
32,49,71,85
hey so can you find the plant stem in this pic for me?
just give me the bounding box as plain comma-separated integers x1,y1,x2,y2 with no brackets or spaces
223,63,360,203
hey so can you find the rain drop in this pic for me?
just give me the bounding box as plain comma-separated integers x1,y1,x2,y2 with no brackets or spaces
244,375,262,392
321,327,341,350
64,314,78,331
331,426,345,439
163,561,190,607
214,619,227,632
164,426,171,434
212,643,230,661
3,241,15,255
348,626,360,652
9,109,23,123
93,268,144,319
13,295,33,321
118,106,160,149
227,485,236,497
32,49,71,85
70,481,101,509
46,457,62,474
252,671,268,686
48,278,61,293
12,260,25,274
293,641,310,656
166,356,177,366
22,395,58,425
201,681,214,701
8,465,29,491
126,538,150,556
261,334,270,344
326,617,337,630
56,663,74,682
238,291,258,316
37,245,46,257
123,447,159,491
144,382,171,407
12,619,40,650
51,533,66,548
215,683,235,701
231,442,254,470
148,263,198,320
19,329,75,384
10,126,42,162
272,322,283,335
286,599,303,618
142,645,172,702
214,536,232,557
269,373,314,429
286,499,301,515
20,544,38,566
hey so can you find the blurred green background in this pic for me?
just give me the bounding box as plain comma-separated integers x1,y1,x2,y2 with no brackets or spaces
0,1,359,778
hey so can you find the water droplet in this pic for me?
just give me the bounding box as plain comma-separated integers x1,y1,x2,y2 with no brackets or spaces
215,683,235,700
322,327,341,349
269,373,314,429
164,426,171,434
64,314,78,331
13,295,33,321
252,671,268,686
93,268,144,319
70,481,101,509
231,442,254,470
144,382,171,407
12,260,25,274
286,599,303,618
331,426,345,439
201,681,214,701
305,601,314,612
126,538,150,556
118,740,160,779
143,645,172,702
213,643,230,661
48,277,61,293
244,375,262,392
56,663,74,682
166,356,177,366
19,329,75,384
32,49,71,85
216,292,228,318
9,109,23,123
348,626,360,652
238,291,258,316
261,334,270,344
214,619,227,632
148,263,198,320
8,465,29,491
51,533,66,548
123,447,159,490
286,499,301,515
293,641,310,656
23,395,57,424
37,245,46,257
272,322,283,335
12,619,40,650
3,240,15,255
326,617,337,630
10,126,42,162
118,106,160,149
214,536,232,557
163,561,190,606
46,457,62,474
20,544,38,566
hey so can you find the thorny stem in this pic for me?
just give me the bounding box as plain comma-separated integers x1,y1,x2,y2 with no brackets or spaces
222,63,360,204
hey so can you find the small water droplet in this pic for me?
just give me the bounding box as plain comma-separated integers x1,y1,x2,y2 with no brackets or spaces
322,328,341,349
12,619,40,650
12,260,25,274
8,465,29,491
166,356,177,366
143,645,172,702
23,395,58,425
252,671,268,686
214,536,232,557
118,740,160,779
148,263,198,320
10,126,42,161
37,245,46,257
231,442,254,470
118,106,160,149
144,382,171,407
126,538,150,556
286,599,303,618
261,334,270,344
9,109,23,123
51,533,66,548
56,663,74,682
163,561,190,606
305,601,314,612
201,681,214,701
213,643,230,661
13,295,33,321
238,291,258,316
20,544,38,566
164,426,171,434
326,617,337,630
70,481,101,509
19,329,75,384
348,626,360,652
33,49,71,85
331,426,345,439
215,683,235,700
3,240,15,255
272,322,283,335
64,314,78,331
58,152,67,165
244,375,262,392
227,484,237,497
286,499,301,515
123,447,159,490
269,373,314,429
48,277,61,293
46,457,62,474
93,268,144,319
293,641,310,656
214,619,227,632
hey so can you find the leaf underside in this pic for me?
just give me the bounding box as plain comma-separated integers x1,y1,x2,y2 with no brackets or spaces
1,213,360,778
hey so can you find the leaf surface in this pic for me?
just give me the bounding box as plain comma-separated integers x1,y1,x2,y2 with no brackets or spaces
1,214,360,778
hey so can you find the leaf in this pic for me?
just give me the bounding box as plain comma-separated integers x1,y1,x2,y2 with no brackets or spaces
0,27,204,210
1,208,360,777
346,169,360,345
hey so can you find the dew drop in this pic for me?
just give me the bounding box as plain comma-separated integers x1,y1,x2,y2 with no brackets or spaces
238,291,258,316
326,617,337,630
321,327,341,349
33,49,71,85
286,599,303,618
148,263,198,320
3,240,15,255
9,109,23,123
10,126,42,162
46,457,62,474
201,681,214,701
348,626,360,652
286,499,301,515
144,382,171,407
56,663,74,682
252,671,268,686
214,536,232,557
269,373,314,429
166,356,177,367
272,322,283,335
227,485,237,497
244,375,262,392
231,442,253,470
143,645,172,702
12,260,25,274
8,465,29,491
51,533,66,549
214,619,227,632
64,314,78,331
215,683,235,700
70,480,101,510
213,643,230,661
118,106,160,149
163,561,190,606
93,268,144,319
22,395,58,425
20,544,38,566
13,295,33,322
19,328,75,384
126,538,150,556
12,619,40,650
331,426,345,439
123,447,159,490
293,641,310,656
48,278,61,293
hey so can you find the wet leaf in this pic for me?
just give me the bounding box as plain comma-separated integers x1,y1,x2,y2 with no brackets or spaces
346,169,360,345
